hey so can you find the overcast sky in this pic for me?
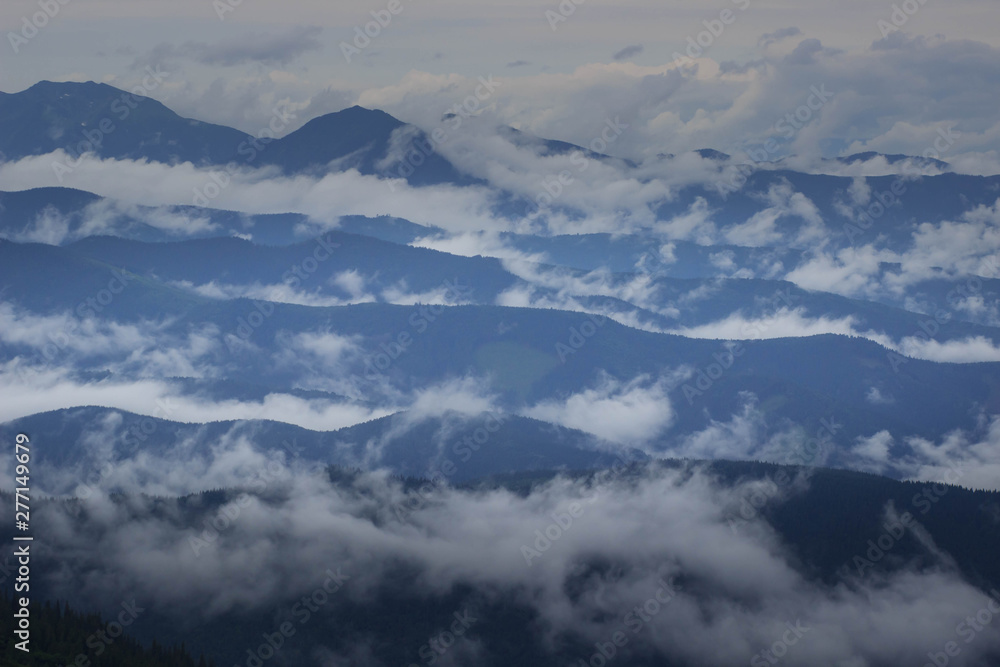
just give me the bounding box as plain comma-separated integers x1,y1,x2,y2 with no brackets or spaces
3,0,1000,164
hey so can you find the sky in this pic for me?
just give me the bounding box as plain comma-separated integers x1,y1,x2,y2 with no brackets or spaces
3,0,1000,167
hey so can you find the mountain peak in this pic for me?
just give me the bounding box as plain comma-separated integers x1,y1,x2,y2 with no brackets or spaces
0,79,249,165
22,79,116,96
694,148,731,160
342,104,383,114
299,104,404,130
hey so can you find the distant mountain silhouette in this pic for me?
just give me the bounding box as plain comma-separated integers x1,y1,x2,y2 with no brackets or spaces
0,83,475,185
0,80,250,165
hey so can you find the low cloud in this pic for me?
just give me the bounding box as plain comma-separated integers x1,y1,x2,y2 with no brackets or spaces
665,307,1000,363
665,307,858,340
0,361,390,431
847,417,1000,491
0,198,220,245
7,465,999,666
0,152,509,236
523,374,674,445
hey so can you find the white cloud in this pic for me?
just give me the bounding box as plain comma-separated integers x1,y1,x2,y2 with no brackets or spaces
0,303,222,378
664,307,1000,363
893,335,1000,363
848,430,895,474
0,361,390,431
405,376,498,422
10,463,999,665
0,152,509,236
865,387,894,405
665,307,859,340
523,374,673,445
847,418,1000,491
0,198,221,245
653,197,717,243
171,279,373,307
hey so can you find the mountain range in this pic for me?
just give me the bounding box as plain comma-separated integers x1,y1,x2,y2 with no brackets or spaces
2,79,1000,667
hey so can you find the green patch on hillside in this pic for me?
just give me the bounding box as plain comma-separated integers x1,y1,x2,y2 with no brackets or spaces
474,341,559,398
